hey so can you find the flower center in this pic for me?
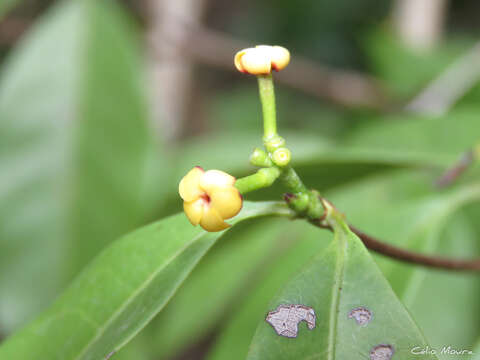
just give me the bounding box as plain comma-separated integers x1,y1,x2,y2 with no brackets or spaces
201,193,211,204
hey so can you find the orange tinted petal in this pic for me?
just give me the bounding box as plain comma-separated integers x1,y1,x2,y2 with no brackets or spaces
179,166,204,202
234,49,249,73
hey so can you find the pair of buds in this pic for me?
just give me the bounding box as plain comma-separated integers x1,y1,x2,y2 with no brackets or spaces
179,45,290,232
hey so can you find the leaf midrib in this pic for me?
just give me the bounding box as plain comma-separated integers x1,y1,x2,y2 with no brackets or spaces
73,230,211,360
327,232,347,360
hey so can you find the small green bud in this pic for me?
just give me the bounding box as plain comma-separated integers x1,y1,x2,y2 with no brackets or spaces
250,148,273,167
264,135,286,153
272,147,291,167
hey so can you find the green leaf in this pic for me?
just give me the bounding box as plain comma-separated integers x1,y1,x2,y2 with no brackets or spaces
471,341,480,360
206,222,332,360
364,29,470,98
246,205,437,360
401,213,480,358
146,218,296,358
0,0,155,330
328,171,480,355
0,0,19,19
343,109,480,165
0,201,292,360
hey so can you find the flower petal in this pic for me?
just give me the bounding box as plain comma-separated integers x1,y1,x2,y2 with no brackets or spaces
183,198,204,226
200,206,230,232
238,47,271,75
200,170,236,193
210,187,243,219
270,46,290,71
179,166,204,202
234,49,249,73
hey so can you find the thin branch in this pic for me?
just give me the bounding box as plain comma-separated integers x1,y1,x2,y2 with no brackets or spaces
406,42,480,115
146,0,209,140
312,221,480,271
435,148,476,188
181,25,387,109
3,9,387,109
392,0,448,51
0,18,28,45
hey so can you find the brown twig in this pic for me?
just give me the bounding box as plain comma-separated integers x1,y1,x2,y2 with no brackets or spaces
182,25,388,109
435,149,475,188
3,7,387,109
313,221,480,271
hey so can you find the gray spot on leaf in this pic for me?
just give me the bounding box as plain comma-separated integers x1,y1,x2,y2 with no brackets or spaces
348,306,372,326
370,344,394,360
265,304,316,338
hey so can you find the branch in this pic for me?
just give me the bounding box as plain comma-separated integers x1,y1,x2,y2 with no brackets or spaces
435,148,476,188
312,221,480,271
392,0,448,51
406,42,480,115
181,25,387,109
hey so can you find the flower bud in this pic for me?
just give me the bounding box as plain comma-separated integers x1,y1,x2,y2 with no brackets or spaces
235,45,290,75
272,147,291,167
250,148,273,167
179,167,243,232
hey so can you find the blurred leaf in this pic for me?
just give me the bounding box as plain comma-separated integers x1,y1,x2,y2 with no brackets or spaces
472,341,480,360
0,201,293,360
207,220,331,360
0,0,18,19
147,218,291,358
401,213,480,358
344,109,480,166
0,0,156,330
147,217,328,359
246,210,437,360
364,29,470,98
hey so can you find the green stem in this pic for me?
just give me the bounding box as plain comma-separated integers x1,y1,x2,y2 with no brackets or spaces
235,167,281,194
257,74,277,140
280,166,309,194
237,73,324,221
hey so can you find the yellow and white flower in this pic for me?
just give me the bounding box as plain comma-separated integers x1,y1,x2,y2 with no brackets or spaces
234,45,290,75
179,167,243,232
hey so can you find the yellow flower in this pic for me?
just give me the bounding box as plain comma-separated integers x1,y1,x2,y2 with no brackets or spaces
179,167,243,232
234,45,290,75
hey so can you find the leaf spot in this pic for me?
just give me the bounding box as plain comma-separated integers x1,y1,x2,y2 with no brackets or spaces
265,304,316,338
370,344,394,360
105,351,115,360
348,306,372,326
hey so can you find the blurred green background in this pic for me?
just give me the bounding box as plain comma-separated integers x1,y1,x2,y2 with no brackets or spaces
1,0,480,359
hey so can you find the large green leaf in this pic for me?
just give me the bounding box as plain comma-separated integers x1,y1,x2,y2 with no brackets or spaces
145,218,295,358
343,109,480,164
328,171,480,354
246,204,437,360
0,0,155,330
206,222,332,360
0,201,293,360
